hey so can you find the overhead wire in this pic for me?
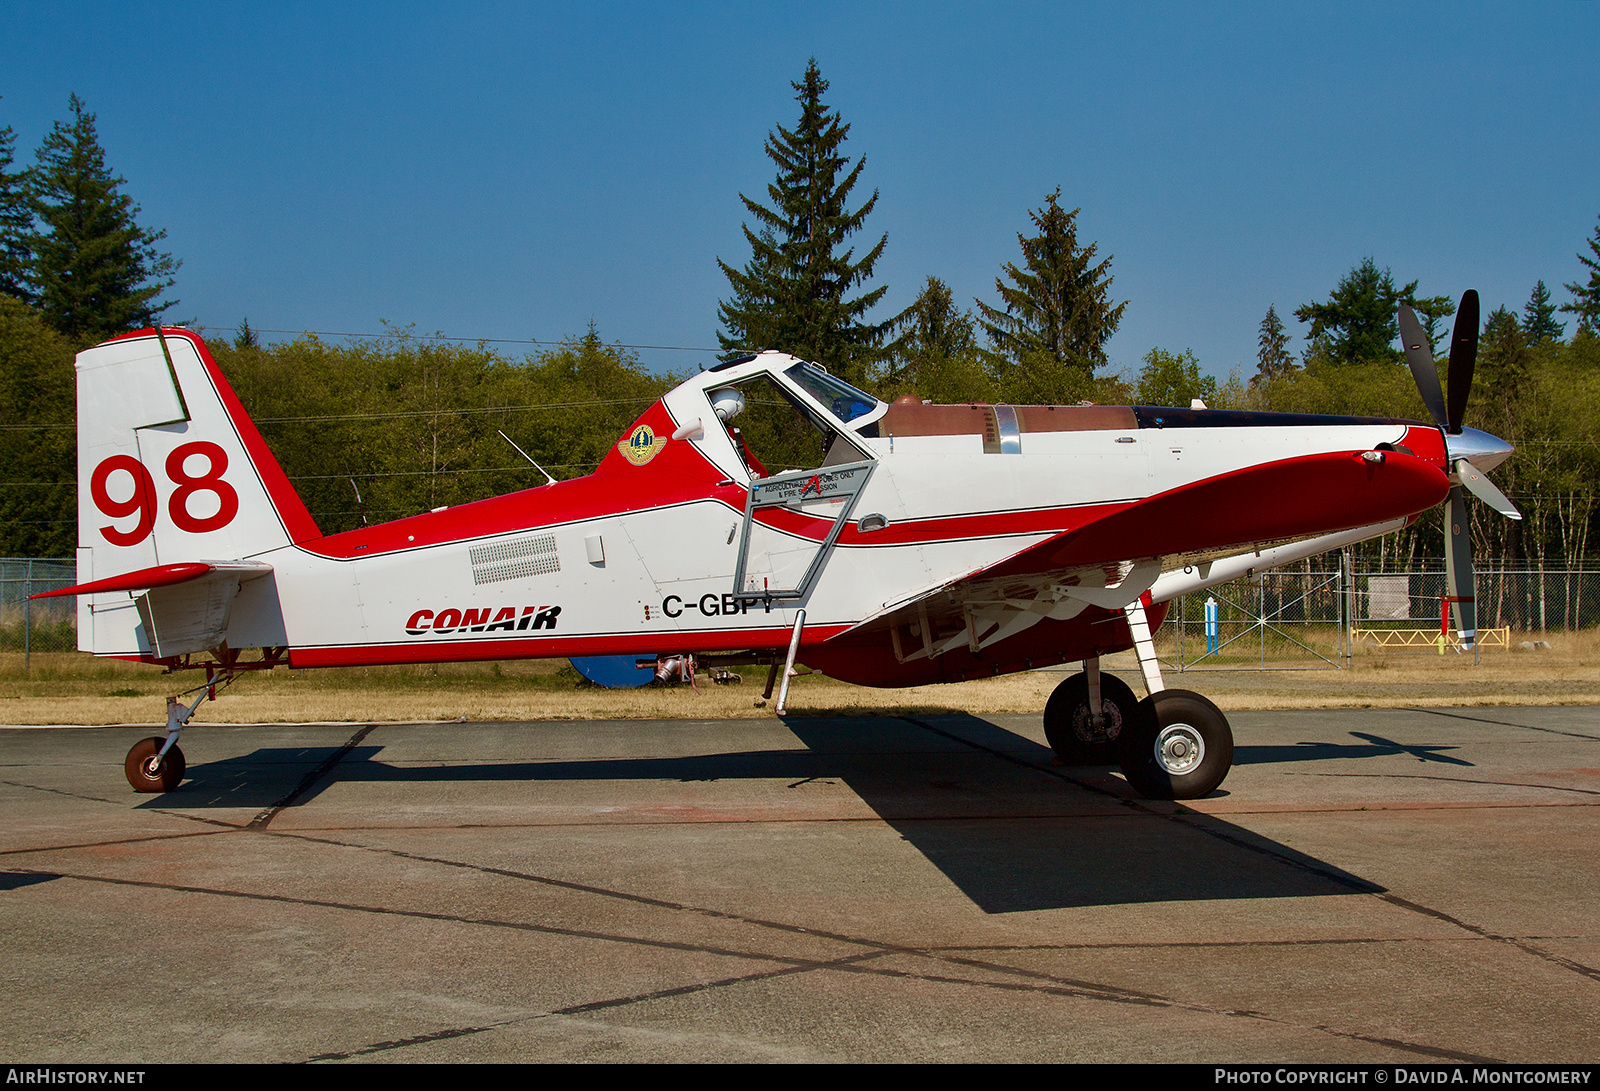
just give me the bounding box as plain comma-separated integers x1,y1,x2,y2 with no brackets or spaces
190,324,720,353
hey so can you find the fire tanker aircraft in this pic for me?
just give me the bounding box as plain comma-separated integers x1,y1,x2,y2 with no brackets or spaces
39,292,1518,800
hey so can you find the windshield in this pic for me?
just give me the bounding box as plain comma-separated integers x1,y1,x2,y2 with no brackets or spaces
783,362,881,423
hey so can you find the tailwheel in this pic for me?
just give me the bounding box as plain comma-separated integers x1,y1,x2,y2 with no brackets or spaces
1043,671,1140,764
125,737,186,793
1116,689,1232,800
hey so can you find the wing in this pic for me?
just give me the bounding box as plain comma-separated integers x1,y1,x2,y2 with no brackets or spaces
830,448,1447,660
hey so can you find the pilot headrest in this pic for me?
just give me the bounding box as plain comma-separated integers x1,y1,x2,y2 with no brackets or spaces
710,387,745,423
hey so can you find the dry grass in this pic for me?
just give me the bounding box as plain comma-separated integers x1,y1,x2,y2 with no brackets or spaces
3,629,1598,726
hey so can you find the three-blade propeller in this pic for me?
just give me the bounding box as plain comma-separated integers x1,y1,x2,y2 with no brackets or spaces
1398,289,1520,650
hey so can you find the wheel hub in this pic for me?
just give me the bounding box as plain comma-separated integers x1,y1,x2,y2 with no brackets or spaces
1154,722,1204,776
1073,701,1123,745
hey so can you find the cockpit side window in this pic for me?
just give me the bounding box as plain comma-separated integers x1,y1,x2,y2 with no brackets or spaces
709,373,869,480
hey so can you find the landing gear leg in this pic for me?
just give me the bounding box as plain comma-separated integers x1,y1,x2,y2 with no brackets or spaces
124,692,202,793
1123,596,1165,697
775,609,806,715
1043,657,1139,764
1114,596,1234,800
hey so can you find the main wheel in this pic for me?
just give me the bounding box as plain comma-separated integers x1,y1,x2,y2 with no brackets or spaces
1043,672,1141,764
1116,689,1232,800
124,737,186,793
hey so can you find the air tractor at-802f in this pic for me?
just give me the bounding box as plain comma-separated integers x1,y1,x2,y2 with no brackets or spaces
40,292,1517,800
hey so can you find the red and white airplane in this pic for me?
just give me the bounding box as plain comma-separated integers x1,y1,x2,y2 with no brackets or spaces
39,292,1517,800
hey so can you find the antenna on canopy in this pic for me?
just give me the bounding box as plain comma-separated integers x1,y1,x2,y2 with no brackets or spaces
498,430,558,486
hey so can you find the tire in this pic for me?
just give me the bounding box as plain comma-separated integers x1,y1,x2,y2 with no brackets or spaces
1116,689,1232,800
124,737,185,793
1043,672,1141,764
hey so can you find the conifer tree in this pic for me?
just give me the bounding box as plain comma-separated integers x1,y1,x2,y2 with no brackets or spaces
1479,306,1531,399
892,277,975,367
1294,258,1451,365
878,276,989,403
0,118,33,304
976,189,1126,387
1561,214,1600,335
31,95,178,343
1255,304,1294,381
1523,281,1564,344
716,60,891,386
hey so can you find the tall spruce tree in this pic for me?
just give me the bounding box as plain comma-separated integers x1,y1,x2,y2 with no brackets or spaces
976,189,1126,389
31,94,178,343
1479,306,1531,399
1523,280,1564,344
1294,258,1452,365
0,117,33,304
877,276,989,403
1562,214,1600,335
1255,304,1294,381
716,60,891,386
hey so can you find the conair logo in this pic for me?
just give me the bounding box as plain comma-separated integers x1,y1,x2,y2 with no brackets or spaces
405,605,561,636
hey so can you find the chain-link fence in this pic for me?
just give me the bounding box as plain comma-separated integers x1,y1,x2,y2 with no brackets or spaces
1,558,77,668
1165,565,1349,671
1161,557,1600,670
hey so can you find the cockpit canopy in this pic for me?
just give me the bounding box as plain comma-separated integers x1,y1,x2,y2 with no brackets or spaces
780,361,879,424
677,352,884,483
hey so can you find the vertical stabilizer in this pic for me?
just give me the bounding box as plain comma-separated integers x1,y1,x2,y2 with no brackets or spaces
75,328,318,653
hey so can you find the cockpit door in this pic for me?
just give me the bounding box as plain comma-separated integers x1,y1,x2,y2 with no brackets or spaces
732,460,874,602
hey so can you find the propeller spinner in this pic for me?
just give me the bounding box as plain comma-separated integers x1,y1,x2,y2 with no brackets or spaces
1399,290,1520,651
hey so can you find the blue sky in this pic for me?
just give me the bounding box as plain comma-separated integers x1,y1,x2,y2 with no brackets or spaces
6,1,1597,381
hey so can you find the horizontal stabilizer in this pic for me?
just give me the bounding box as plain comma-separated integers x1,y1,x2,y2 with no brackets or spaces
31,561,272,600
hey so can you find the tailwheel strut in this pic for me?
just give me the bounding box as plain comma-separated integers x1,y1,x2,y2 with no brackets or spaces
124,670,237,794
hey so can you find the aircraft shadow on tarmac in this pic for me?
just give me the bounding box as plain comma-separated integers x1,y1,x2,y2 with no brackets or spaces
153,713,1398,913
1234,731,1473,768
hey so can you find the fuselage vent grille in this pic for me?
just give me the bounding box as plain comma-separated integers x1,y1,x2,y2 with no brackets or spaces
470,534,559,584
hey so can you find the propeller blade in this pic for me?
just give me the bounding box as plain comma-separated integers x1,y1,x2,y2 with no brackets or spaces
1443,487,1476,650
1454,459,1522,520
1399,305,1448,430
1446,289,1479,434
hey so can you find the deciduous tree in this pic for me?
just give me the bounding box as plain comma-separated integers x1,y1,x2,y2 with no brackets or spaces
1135,347,1217,408
0,297,76,555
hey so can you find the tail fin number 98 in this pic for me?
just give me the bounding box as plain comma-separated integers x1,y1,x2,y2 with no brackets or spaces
90,442,240,545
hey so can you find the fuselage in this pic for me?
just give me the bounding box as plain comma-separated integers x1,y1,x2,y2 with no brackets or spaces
73,337,1457,684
